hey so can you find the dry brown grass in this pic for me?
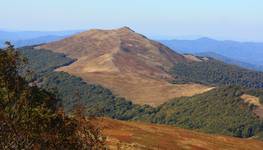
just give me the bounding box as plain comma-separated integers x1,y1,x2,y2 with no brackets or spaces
92,118,263,150
38,27,212,106
184,54,203,62
57,67,211,106
241,94,263,118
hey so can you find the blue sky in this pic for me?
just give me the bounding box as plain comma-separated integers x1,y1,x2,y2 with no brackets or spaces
0,0,263,41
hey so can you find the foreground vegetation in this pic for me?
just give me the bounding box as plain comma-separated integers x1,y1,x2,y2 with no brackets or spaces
0,43,105,149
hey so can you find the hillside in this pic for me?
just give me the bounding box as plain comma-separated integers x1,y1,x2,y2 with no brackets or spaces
17,43,263,141
93,118,263,150
170,58,263,88
36,27,211,106
149,86,263,138
19,46,155,119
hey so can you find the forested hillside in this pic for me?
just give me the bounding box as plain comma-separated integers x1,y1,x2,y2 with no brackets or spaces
149,86,263,138
19,46,75,80
40,72,154,119
171,59,263,88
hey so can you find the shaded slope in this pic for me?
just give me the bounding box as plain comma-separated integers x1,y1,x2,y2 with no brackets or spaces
18,46,75,80
170,59,263,88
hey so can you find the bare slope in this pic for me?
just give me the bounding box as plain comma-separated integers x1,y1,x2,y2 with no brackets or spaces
37,27,211,106
93,118,263,150
241,94,263,119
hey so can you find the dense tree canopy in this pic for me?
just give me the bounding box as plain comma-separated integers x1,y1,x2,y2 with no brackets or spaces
149,86,263,138
170,59,263,88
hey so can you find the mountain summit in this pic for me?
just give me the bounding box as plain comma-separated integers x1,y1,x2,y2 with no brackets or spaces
37,27,211,106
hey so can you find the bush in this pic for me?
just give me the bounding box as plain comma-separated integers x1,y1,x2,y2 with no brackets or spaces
0,43,106,149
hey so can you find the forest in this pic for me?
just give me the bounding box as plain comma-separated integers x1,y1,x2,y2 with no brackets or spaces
150,86,263,138
171,59,263,88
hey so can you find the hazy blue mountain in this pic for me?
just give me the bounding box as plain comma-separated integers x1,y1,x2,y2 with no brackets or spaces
161,38,263,67
0,35,64,48
0,30,81,47
0,30,80,41
12,35,66,48
196,52,263,71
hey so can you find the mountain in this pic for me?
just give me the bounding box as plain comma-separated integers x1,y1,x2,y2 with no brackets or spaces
18,29,263,141
160,38,263,70
19,46,263,139
196,52,263,71
0,30,80,41
170,57,263,89
0,30,81,47
36,27,211,106
13,35,66,47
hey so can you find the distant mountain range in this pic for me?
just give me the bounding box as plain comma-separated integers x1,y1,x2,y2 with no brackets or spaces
0,30,81,47
161,38,263,71
196,52,263,71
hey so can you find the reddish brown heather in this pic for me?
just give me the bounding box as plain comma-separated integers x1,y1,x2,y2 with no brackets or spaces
92,118,263,150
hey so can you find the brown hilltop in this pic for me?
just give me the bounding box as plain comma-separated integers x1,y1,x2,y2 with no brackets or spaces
37,27,211,106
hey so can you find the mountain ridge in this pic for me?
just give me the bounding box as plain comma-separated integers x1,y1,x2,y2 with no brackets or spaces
36,27,211,106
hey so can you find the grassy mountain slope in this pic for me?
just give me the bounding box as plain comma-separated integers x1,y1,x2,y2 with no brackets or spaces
36,27,211,106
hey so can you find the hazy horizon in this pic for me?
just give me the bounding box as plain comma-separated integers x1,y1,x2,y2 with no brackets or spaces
1,0,263,42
